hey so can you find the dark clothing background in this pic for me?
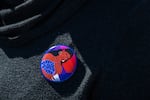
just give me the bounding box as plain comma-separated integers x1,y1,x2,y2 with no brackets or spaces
0,0,150,100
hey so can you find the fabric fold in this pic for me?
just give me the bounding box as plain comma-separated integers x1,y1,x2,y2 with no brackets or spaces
0,0,87,47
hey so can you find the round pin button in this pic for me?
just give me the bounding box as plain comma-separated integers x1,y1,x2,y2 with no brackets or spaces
40,45,77,82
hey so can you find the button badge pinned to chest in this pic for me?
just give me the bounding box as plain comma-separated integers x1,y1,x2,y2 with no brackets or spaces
40,45,77,82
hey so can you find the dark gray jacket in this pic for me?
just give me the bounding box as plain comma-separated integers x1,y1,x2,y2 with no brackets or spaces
0,0,149,100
